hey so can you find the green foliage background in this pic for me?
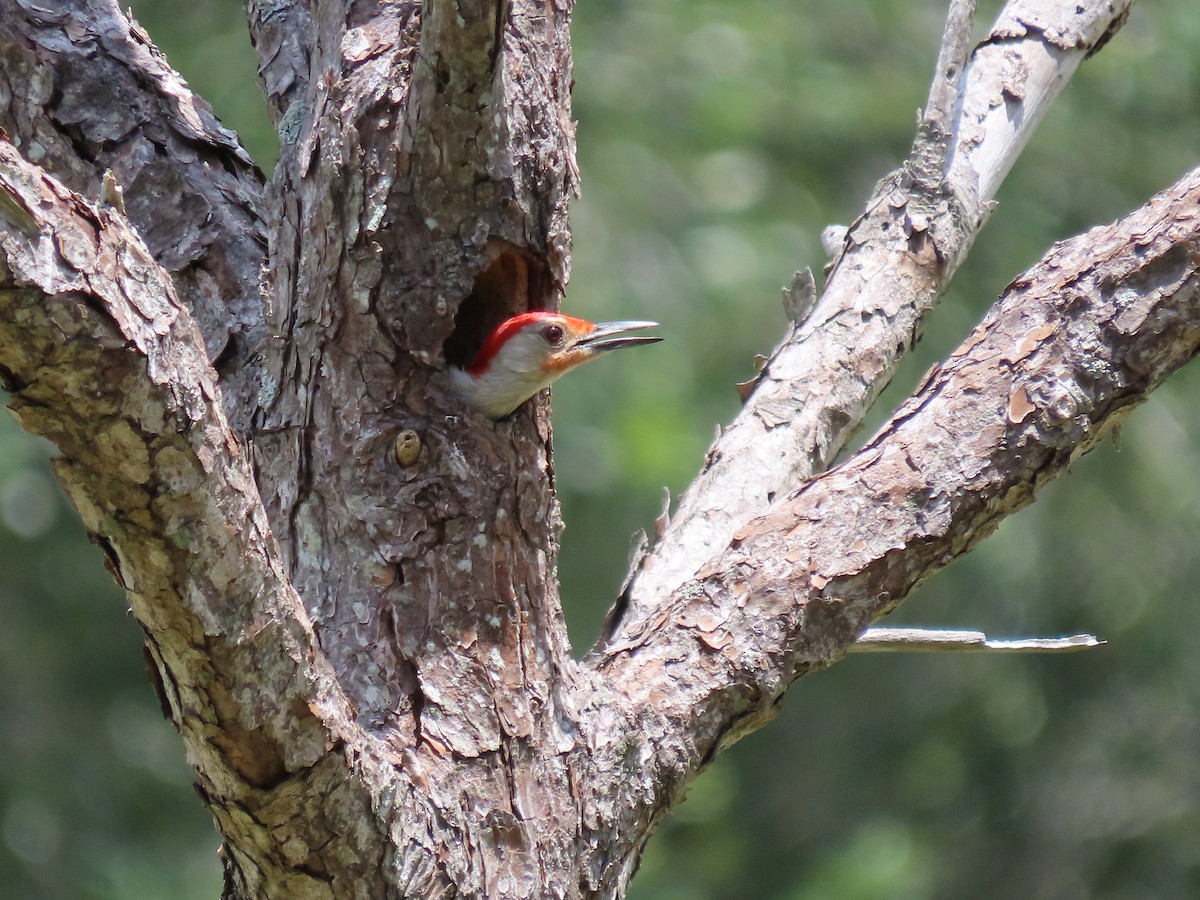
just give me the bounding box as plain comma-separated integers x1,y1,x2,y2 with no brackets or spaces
2,1,1199,897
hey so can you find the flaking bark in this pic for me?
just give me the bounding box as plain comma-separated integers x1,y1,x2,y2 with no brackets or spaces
612,0,1135,633
600,169,1200,767
0,0,1193,897
0,140,379,893
0,0,268,431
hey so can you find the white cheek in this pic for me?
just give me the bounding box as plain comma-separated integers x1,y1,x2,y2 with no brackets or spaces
451,332,563,418
507,333,551,374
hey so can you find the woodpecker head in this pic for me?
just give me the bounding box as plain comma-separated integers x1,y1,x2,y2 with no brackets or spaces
449,312,661,419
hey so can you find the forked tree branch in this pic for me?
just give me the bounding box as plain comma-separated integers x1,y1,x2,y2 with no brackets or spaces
4,132,1194,900
596,167,1200,778
0,0,1190,896
611,0,1135,639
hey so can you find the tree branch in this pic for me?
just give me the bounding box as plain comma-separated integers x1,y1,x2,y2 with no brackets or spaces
0,138,380,892
853,628,1103,653
609,0,1134,642
911,0,976,191
246,0,317,125
0,0,269,431
592,166,1200,871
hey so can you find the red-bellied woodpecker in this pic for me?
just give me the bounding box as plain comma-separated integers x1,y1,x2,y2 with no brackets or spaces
450,312,661,419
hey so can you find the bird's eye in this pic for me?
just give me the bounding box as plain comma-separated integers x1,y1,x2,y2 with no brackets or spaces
543,324,565,345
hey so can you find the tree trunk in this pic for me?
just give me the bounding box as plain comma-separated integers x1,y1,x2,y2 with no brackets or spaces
1,0,1194,897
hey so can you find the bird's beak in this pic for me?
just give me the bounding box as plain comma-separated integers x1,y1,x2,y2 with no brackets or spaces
572,320,662,355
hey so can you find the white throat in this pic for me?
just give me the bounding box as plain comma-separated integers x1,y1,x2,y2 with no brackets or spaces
450,330,563,419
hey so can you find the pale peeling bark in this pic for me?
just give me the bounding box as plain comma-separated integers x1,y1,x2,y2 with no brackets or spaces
598,169,1200,778
0,0,1192,897
611,0,1135,636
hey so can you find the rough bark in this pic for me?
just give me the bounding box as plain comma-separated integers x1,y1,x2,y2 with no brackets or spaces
610,0,1135,635
0,139,378,892
0,0,1192,897
598,168,1200,766
0,0,268,429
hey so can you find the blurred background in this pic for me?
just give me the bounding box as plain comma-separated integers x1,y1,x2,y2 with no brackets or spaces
2,0,1199,897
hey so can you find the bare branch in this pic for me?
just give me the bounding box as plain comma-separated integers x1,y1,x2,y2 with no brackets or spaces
595,167,1200,839
0,0,269,430
609,0,1134,643
911,0,976,190
853,628,1103,653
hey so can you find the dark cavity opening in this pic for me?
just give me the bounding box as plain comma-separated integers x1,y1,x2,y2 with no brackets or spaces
443,240,553,368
